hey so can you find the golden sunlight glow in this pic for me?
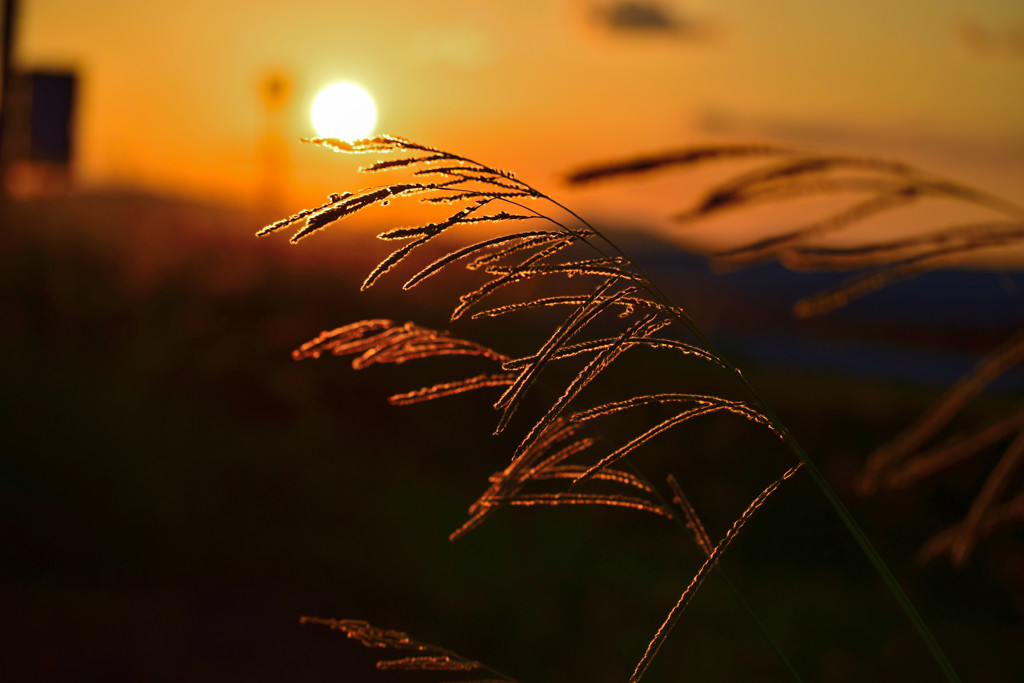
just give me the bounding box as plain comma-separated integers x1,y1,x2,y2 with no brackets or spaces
310,82,377,141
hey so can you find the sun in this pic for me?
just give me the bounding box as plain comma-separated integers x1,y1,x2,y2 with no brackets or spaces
310,82,377,141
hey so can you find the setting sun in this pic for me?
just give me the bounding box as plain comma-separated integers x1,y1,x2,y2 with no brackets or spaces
310,82,377,141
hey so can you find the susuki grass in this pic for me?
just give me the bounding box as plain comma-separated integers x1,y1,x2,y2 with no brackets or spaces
254,134,1011,681
567,143,1024,317
569,143,1024,569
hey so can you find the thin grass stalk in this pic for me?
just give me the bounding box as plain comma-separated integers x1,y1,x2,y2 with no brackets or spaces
630,465,804,683
711,187,919,266
654,468,805,682
918,491,1024,564
779,220,1024,272
859,330,1024,494
300,616,520,682
791,242,1024,318
883,407,1024,490
950,427,1024,565
666,474,714,557
275,139,963,681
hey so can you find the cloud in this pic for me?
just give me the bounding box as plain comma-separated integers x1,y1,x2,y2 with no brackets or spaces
958,19,1024,60
590,1,708,39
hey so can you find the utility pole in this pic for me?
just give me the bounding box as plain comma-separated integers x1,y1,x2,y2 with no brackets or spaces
0,0,20,198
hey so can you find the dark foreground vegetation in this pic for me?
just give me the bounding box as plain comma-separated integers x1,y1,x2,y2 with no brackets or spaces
2,190,1022,681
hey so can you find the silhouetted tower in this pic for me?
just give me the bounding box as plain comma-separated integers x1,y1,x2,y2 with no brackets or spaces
1,0,78,199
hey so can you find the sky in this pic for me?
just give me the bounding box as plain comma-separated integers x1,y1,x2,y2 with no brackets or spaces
11,0,1024,242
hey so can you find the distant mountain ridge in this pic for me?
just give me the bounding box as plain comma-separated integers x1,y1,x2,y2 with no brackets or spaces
611,228,1024,389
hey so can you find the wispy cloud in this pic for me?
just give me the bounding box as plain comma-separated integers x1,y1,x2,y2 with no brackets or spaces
589,1,709,40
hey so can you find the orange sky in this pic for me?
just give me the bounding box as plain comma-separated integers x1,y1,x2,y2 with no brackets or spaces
12,0,1024,246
